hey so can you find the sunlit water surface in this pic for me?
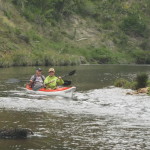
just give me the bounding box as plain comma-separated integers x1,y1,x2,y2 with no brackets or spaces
0,65,150,150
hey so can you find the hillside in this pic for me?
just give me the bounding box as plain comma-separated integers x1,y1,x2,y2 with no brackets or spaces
0,0,150,67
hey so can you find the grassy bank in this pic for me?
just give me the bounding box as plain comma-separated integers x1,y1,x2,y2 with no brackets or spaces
0,0,150,67
114,73,150,95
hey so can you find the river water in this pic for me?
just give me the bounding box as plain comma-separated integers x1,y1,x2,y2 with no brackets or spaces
0,65,150,150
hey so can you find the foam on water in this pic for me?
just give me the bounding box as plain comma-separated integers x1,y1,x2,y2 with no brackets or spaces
0,87,150,126
0,88,150,149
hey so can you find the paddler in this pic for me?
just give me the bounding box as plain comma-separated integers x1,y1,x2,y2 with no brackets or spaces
29,68,45,90
44,68,64,89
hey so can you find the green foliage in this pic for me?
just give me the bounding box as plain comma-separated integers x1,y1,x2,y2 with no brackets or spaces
76,0,96,16
148,87,150,95
0,54,13,67
0,0,150,67
89,47,118,64
12,50,30,66
131,49,150,64
0,49,82,67
12,0,27,10
3,9,12,19
114,78,130,88
140,39,150,51
120,14,147,37
135,73,148,89
111,31,128,48
25,30,42,42
114,73,149,91
12,0,78,23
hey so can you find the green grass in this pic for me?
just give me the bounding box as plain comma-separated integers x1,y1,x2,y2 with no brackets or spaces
114,73,150,93
135,73,149,89
0,0,150,67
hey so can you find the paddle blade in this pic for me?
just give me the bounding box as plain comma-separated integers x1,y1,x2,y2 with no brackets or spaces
63,80,72,86
68,70,76,76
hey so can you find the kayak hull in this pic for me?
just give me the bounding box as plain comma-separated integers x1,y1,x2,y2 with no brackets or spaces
26,85,76,98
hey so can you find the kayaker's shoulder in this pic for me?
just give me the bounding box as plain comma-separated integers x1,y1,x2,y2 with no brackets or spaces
30,74,35,79
45,75,51,79
41,75,45,78
45,75,57,79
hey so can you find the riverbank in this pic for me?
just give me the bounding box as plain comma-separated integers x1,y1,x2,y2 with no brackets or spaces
114,73,150,95
0,0,150,67
0,50,85,67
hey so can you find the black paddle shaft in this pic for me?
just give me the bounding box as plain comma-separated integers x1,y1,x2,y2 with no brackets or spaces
61,70,76,78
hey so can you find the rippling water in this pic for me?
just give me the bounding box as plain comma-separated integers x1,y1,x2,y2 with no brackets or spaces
0,65,150,150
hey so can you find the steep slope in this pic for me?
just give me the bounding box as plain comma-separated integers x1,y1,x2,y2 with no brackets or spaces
0,0,150,67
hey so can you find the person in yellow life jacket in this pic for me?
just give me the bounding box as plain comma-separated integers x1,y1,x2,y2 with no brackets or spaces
44,68,64,89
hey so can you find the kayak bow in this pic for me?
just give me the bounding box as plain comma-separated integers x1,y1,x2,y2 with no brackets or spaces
26,84,76,98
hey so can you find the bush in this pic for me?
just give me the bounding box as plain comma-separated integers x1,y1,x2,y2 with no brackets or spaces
120,14,147,37
12,50,32,66
140,39,150,51
114,73,149,91
135,73,148,89
114,78,130,88
148,87,150,95
26,30,42,42
131,49,150,64
111,31,128,48
89,47,118,64
77,0,96,16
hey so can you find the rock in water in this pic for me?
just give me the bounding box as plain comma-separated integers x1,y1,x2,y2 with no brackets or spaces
0,128,33,139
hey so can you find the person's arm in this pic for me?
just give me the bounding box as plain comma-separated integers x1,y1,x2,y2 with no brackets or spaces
57,76,64,85
29,75,35,87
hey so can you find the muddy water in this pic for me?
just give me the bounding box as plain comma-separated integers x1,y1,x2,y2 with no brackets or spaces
0,65,150,150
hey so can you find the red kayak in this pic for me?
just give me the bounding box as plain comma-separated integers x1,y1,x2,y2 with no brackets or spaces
26,84,76,98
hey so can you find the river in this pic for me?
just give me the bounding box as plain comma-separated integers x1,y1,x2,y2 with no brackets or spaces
0,65,150,150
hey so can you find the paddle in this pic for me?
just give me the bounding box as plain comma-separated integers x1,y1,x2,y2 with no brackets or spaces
58,70,75,86
61,70,76,78
63,80,72,86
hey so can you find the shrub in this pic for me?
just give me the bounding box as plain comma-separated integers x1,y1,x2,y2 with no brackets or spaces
140,39,150,51
114,74,149,91
148,87,150,95
12,50,31,66
120,14,147,37
25,30,42,42
90,47,118,64
129,82,138,90
135,73,148,89
3,10,12,19
0,54,13,67
114,78,130,88
131,49,150,64
77,0,96,16
111,31,128,48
